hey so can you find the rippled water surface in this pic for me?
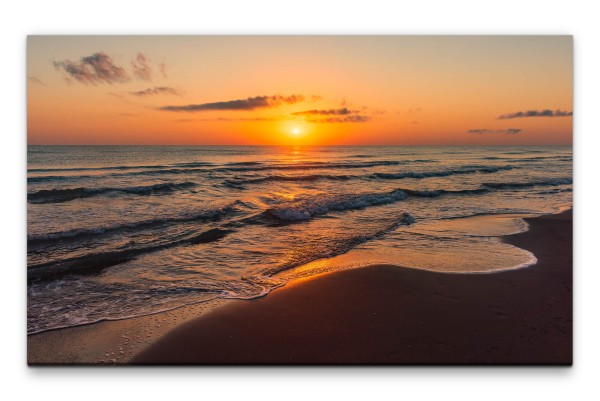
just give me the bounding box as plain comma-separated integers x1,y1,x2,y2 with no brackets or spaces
27,145,573,333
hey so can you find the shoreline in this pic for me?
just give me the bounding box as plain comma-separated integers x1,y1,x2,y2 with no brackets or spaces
28,209,572,365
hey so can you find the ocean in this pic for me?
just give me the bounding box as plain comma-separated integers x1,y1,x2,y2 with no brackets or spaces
27,145,573,334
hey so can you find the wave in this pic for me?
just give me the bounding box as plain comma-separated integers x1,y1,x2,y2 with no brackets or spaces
28,175,93,183
28,160,417,183
372,165,515,180
224,173,355,187
28,182,196,204
482,155,572,161
224,165,517,188
28,203,240,245
28,228,233,283
262,212,416,276
219,160,408,172
28,162,214,173
265,189,410,221
502,150,548,155
535,187,573,194
223,161,263,166
170,162,215,168
27,167,213,183
482,177,572,189
262,177,571,222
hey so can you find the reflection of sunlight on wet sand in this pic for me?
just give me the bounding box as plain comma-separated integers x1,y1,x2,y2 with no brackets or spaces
405,214,535,238
276,214,539,283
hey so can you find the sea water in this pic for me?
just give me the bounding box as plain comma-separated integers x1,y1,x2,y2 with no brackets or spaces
27,145,572,333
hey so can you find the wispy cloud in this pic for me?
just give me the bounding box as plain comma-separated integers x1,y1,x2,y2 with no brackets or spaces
292,107,356,116
176,116,285,123
159,95,308,112
158,63,167,79
28,76,45,85
130,86,181,97
498,109,573,119
293,107,372,123
131,52,152,81
53,52,130,85
467,128,522,135
307,115,372,123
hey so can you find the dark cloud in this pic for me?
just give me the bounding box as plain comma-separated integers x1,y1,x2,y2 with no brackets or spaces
467,128,522,135
307,115,372,123
292,107,356,116
130,86,181,97
53,52,130,85
28,76,45,85
498,109,573,119
131,52,152,81
159,95,307,112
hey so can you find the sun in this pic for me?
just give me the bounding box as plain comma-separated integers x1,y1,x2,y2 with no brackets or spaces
282,123,309,143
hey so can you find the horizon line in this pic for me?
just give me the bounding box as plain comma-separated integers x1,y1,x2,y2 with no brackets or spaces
26,143,573,147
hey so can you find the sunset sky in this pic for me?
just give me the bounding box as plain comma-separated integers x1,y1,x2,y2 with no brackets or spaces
27,36,573,146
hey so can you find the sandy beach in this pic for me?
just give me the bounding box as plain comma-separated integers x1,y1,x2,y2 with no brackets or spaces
28,209,571,365
28,211,572,365
129,210,572,365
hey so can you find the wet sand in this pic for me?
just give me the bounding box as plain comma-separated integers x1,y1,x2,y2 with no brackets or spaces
27,298,231,364
131,210,572,365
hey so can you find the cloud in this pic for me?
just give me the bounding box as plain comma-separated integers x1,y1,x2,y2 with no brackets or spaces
53,52,130,85
172,112,371,124
369,108,387,116
498,109,573,119
467,128,522,135
307,115,372,123
292,106,373,123
176,116,285,123
28,76,45,85
158,63,167,78
292,107,356,116
159,94,307,112
131,52,152,81
108,92,125,99
130,86,181,97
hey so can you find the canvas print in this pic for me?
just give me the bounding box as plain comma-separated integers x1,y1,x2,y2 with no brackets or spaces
27,36,572,365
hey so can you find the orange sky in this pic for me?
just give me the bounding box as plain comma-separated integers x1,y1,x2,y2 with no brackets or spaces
27,36,573,145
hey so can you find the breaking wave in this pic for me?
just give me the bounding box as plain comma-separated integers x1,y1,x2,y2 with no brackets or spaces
28,182,197,204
